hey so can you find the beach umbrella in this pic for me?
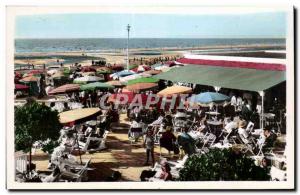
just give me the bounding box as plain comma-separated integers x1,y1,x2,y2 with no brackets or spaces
189,92,230,106
81,66,96,72
110,70,135,79
47,69,58,76
15,84,29,91
131,65,151,73
157,85,192,96
48,84,80,95
80,82,115,91
28,69,44,75
111,64,124,71
127,77,159,86
96,67,112,74
59,108,101,124
125,83,158,93
20,76,38,82
81,72,96,77
73,75,104,84
119,74,142,83
51,71,66,79
143,69,162,75
105,80,125,87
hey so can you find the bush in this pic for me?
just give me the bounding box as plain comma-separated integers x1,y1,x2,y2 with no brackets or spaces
178,148,270,181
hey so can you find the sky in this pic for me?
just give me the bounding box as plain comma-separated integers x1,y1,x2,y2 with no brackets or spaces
15,12,287,39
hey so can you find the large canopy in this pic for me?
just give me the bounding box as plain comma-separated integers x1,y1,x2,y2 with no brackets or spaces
20,76,38,82
59,108,101,124
154,65,286,92
157,85,192,96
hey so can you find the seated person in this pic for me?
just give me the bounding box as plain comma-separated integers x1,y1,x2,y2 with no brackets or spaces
197,116,207,133
262,127,277,152
224,117,238,134
159,162,173,181
159,126,177,153
177,127,196,156
237,120,249,143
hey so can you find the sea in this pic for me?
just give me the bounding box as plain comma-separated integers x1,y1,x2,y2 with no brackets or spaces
15,38,285,53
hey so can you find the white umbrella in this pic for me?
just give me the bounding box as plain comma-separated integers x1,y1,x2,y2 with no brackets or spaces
119,74,142,83
73,75,104,84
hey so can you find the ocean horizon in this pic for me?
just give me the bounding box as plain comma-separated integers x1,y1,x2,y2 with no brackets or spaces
15,38,285,53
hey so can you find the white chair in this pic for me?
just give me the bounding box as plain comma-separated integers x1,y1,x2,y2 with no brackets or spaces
201,133,216,149
270,166,287,181
246,121,255,133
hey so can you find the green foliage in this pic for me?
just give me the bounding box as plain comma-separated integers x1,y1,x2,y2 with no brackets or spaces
179,148,270,181
15,101,62,152
41,140,59,154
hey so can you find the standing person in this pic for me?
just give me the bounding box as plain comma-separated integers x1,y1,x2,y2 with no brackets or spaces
143,129,155,167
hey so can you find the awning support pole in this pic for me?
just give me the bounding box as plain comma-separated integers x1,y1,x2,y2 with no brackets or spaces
259,91,265,130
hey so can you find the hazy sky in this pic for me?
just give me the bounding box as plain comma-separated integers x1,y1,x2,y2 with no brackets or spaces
15,12,287,39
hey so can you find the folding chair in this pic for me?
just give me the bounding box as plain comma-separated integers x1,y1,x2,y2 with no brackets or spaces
246,121,255,133
201,133,216,149
270,166,287,181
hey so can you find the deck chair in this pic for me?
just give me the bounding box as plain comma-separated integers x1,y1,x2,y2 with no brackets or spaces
246,121,255,133
60,159,91,182
201,133,216,149
270,166,287,181
129,127,143,144
77,131,109,153
239,133,255,155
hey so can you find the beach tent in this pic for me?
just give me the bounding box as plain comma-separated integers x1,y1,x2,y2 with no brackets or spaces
188,92,230,106
127,77,159,86
59,108,101,124
73,75,104,84
15,84,29,91
80,82,115,91
125,83,158,93
48,84,80,95
157,85,192,96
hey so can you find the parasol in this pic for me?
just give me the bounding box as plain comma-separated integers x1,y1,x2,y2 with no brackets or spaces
126,77,159,86
48,84,80,95
105,80,125,87
80,82,115,91
157,85,192,96
15,84,29,90
73,75,104,84
59,108,101,124
20,76,38,82
125,83,158,93
188,92,230,107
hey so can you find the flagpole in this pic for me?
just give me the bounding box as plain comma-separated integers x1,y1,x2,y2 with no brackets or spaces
127,24,131,70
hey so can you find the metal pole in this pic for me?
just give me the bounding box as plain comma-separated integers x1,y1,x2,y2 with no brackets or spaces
259,91,264,130
127,24,130,70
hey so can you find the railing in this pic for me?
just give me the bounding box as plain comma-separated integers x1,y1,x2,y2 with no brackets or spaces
15,152,28,174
